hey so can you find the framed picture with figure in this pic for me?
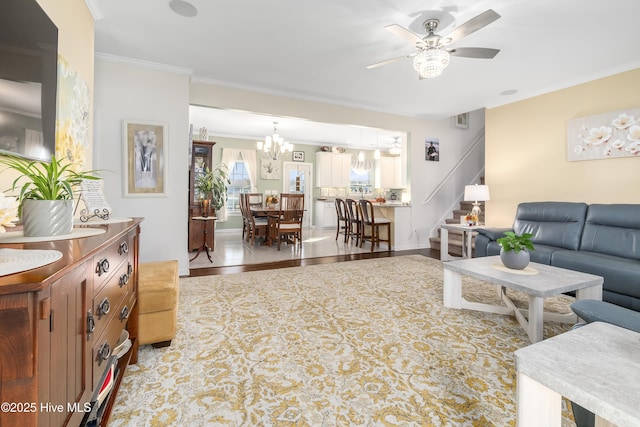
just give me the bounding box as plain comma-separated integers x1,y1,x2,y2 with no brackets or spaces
292,151,305,162
123,120,168,197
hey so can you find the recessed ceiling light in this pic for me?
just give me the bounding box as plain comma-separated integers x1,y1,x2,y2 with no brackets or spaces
500,89,518,96
169,0,198,17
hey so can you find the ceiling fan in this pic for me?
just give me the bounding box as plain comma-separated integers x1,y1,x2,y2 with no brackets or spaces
367,9,501,79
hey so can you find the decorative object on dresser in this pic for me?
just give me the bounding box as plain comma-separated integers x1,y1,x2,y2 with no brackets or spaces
0,218,142,427
122,120,168,197
0,154,100,237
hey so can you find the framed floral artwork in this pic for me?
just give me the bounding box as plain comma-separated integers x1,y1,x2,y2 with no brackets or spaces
567,107,640,161
260,157,281,180
123,120,168,197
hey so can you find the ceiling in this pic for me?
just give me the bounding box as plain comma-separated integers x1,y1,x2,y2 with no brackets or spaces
92,0,640,146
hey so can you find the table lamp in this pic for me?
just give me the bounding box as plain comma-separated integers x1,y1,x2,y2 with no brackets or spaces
464,184,490,224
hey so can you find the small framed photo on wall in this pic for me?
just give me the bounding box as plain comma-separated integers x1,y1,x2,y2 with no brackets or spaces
292,151,305,162
454,113,469,129
425,138,439,162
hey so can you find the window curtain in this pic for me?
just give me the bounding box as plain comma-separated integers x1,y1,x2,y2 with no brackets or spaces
219,148,258,221
351,158,373,175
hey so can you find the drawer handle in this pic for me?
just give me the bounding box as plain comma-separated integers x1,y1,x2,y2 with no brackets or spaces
128,262,133,276
119,273,129,288
118,242,129,255
98,341,111,365
87,310,95,336
120,306,130,321
96,258,110,276
97,298,110,319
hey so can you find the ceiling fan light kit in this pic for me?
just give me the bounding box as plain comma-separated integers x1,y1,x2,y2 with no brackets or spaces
368,9,501,79
413,49,451,79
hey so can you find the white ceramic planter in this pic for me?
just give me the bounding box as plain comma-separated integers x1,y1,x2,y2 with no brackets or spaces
22,199,73,237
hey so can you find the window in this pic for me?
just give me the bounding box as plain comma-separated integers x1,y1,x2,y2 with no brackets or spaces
349,168,372,196
226,161,251,214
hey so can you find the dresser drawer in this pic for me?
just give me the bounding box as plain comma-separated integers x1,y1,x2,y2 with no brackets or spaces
93,235,132,293
91,261,130,339
91,309,127,390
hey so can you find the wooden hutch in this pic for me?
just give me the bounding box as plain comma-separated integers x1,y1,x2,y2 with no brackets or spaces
188,141,216,252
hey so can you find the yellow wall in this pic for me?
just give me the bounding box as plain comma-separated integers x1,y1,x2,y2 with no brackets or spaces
0,0,94,193
485,68,640,227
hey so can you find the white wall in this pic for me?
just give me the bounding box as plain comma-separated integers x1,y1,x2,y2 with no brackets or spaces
93,60,191,275
92,60,484,271
191,82,486,249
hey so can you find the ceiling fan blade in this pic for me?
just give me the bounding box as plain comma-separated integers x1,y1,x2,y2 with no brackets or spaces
366,53,416,69
449,47,500,59
384,24,423,45
442,9,501,44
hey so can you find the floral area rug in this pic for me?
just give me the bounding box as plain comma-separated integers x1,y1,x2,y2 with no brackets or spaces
111,255,577,426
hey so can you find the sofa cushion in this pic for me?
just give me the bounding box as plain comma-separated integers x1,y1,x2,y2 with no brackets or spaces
580,204,640,260
552,250,640,300
513,202,588,250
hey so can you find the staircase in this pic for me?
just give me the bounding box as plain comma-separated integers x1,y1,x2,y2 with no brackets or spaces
429,200,485,257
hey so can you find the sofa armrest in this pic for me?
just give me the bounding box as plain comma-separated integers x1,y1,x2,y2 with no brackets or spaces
570,300,640,333
476,227,512,241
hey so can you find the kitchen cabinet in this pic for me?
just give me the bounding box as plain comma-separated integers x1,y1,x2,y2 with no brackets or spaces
189,141,216,252
315,200,337,229
315,152,352,187
377,156,403,189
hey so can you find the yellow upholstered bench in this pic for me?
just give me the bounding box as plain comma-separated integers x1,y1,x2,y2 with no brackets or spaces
138,260,179,347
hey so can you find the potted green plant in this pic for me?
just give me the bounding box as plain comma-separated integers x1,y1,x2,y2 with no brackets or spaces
497,231,535,270
194,164,229,217
0,154,100,237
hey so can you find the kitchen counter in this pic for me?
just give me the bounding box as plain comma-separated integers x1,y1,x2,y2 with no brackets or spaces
371,204,412,250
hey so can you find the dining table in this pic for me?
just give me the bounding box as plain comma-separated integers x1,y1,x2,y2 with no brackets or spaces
249,205,305,247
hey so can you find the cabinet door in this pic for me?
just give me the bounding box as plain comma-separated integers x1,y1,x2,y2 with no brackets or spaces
339,154,352,187
49,263,92,427
379,156,400,189
315,152,331,187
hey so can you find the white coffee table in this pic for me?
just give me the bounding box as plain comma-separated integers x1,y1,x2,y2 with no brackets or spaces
515,322,640,426
442,256,603,343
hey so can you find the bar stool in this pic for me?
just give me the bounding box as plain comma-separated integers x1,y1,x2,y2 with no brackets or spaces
334,198,349,242
358,199,391,251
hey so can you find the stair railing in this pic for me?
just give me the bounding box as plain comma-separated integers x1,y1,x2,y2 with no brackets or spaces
421,128,485,206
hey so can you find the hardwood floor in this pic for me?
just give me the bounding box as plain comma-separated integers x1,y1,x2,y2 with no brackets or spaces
189,248,441,276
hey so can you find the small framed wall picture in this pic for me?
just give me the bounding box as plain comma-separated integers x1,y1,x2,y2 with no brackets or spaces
454,112,469,129
292,151,305,162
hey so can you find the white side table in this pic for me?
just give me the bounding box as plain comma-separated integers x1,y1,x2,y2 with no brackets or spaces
440,223,482,261
515,322,640,426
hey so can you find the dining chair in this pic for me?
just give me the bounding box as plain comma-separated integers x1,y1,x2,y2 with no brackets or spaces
334,198,349,242
271,193,304,250
358,199,391,252
345,198,363,246
280,193,304,210
239,193,249,240
247,193,264,209
246,208,268,246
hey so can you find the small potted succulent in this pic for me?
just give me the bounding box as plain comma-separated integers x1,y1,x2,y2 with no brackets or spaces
0,155,100,237
497,231,535,270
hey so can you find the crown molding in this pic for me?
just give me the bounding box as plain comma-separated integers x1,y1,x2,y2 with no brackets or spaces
95,53,193,75
84,0,104,21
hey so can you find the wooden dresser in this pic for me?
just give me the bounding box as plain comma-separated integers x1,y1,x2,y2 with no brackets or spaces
0,218,143,427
